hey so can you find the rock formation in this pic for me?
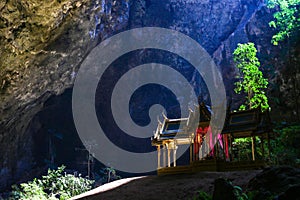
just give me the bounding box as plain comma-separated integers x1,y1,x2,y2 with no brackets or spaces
0,0,129,189
0,0,299,190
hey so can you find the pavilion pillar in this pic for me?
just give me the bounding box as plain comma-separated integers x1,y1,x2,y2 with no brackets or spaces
229,135,233,161
222,135,226,160
215,138,219,159
190,143,193,164
167,147,171,167
157,146,161,169
173,146,178,167
261,137,265,159
163,145,166,167
252,136,256,161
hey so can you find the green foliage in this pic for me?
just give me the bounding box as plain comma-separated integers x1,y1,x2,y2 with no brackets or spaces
10,165,94,200
191,183,248,200
267,0,300,45
233,137,264,161
11,181,49,200
233,123,300,165
99,167,121,183
233,138,252,161
246,191,258,200
233,185,249,200
270,124,300,165
192,190,212,200
233,43,269,111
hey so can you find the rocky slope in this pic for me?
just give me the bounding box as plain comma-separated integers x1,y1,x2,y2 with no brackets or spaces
0,0,299,190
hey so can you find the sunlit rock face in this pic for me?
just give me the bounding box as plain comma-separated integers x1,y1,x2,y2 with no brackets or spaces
0,0,299,190
0,0,129,190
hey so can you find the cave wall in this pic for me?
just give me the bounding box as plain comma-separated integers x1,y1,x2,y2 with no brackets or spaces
0,0,299,191
130,0,299,115
0,0,129,190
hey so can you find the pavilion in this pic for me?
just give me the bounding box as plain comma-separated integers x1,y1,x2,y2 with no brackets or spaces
151,103,273,175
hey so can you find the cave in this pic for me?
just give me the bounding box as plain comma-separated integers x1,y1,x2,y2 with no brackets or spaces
0,0,299,198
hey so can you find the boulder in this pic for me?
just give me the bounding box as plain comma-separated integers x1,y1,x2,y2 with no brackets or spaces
247,166,300,200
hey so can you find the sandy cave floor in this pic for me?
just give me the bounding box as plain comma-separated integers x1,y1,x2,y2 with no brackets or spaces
71,170,261,200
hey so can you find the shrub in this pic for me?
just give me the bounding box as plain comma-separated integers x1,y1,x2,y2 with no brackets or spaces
270,124,300,165
99,167,121,184
233,185,248,200
10,165,94,200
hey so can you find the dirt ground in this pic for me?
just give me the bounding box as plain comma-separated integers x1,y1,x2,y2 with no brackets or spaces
71,170,261,200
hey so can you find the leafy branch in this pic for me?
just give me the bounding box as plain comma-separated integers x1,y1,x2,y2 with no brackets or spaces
268,0,300,45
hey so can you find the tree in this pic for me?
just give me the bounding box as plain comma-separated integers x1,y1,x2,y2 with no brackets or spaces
268,0,300,45
233,43,270,111
268,0,300,121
